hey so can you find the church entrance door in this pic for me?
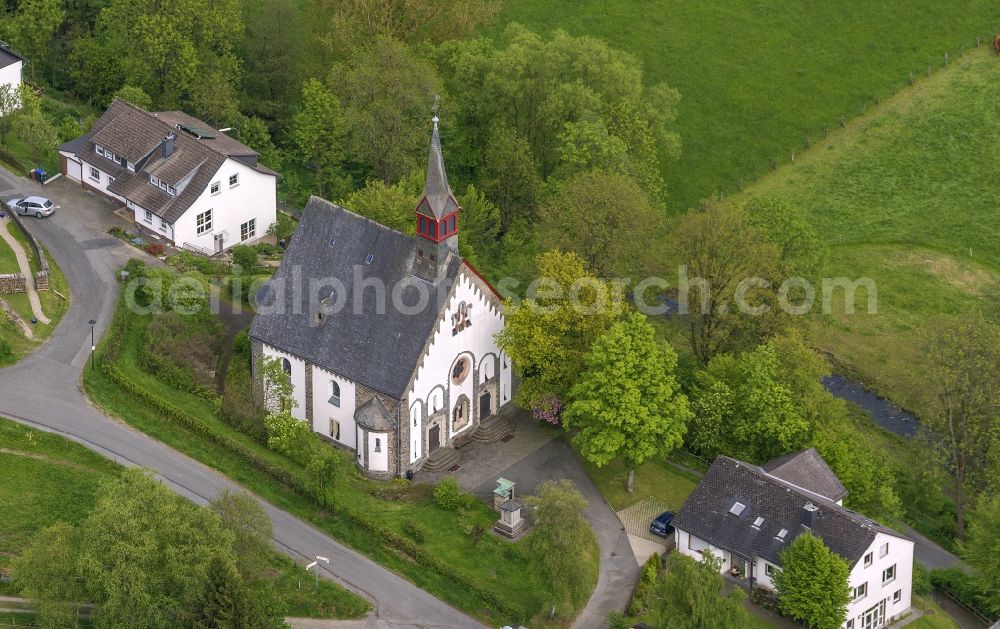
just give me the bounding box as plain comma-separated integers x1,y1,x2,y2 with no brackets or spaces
429,425,440,452
479,392,492,419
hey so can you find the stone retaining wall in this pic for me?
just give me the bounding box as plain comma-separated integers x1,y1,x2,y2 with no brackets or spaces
6,210,50,291
0,273,26,295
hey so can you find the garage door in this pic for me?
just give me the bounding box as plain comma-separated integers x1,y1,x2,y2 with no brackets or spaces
62,154,81,181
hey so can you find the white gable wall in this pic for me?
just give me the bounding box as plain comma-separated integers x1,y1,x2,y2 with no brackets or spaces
408,268,511,450
845,532,913,627
78,157,125,201
310,366,357,449
677,527,913,629
674,529,734,573
172,157,276,251
261,344,307,421
367,431,388,472
0,61,21,109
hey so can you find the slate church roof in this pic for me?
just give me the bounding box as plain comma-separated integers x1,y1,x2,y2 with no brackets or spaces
249,197,463,400
673,454,908,568
415,118,459,219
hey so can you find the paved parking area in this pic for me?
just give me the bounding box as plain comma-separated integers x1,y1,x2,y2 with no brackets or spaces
37,177,133,235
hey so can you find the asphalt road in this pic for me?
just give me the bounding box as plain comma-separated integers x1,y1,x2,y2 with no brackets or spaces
0,171,486,629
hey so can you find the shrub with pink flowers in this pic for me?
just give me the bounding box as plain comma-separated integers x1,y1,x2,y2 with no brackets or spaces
532,394,564,426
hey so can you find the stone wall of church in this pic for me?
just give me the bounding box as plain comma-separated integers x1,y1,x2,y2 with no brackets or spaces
249,338,265,408
354,383,401,480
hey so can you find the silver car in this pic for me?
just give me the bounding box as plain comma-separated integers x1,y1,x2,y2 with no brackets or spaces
6,196,57,218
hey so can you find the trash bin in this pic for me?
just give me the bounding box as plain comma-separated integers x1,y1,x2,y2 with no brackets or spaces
31,168,47,182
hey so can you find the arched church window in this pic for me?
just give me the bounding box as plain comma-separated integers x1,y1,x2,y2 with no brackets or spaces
453,397,470,431
374,438,381,453
329,380,341,406
451,356,471,384
281,358,291,375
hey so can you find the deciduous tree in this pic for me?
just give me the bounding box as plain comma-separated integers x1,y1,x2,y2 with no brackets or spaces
525,480,597,617
673,202,784,364
334,36,440,184
13,523,84,628
689,342,811,463
958,493,1000,616
538,169,666,278
339,171,422,234
76,469,237,628
0,83,21,144
772,531,851,629
324,0,499,47
291,78,350,200
744,196,826,277
7,0,65,83
650,552,751,629
111,85,152,110
924,312,1000,538
496,250,626,407
14,110,59,164
564,313,690,491
210,490,273,579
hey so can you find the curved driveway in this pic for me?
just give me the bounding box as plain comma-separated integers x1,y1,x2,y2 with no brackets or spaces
0,174,485,629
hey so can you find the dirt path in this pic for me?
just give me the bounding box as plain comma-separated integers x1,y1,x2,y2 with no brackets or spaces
0,218,49,325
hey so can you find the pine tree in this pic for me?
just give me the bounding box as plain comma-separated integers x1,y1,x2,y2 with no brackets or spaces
186,555,244,629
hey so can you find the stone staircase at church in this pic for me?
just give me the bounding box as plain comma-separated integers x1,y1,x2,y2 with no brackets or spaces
469,413,515,444
421,447,460,472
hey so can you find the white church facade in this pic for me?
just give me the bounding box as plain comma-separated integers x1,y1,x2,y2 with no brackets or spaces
249,117,512,479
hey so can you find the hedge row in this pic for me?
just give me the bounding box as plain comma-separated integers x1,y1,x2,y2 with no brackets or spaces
100,292,528,625
930,568,996,622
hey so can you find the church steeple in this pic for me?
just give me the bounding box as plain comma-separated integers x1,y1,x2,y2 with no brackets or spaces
415,100,460,281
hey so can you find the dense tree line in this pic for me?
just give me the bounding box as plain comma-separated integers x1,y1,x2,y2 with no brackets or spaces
1,0,680,283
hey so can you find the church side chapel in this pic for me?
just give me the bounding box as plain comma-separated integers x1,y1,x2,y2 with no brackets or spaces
249,114,513,479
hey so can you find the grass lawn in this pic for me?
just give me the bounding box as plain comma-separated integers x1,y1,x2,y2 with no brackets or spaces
0,224,19,274
909,595,962,629
0,228,70,365
729,46,1000,419
496,0,1000,212
0,416,120,591
0,417,367,619
83,305,594,626
576,446,700,512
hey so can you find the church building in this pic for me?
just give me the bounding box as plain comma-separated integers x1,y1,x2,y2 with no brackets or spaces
249,116,513,479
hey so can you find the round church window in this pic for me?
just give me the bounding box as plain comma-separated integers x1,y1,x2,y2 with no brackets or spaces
451,357,471,384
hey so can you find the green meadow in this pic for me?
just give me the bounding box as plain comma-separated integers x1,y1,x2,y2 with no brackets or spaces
735,47,1000,416
496,0,1000,212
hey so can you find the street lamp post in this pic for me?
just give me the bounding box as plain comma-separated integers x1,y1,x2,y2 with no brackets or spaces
89,319,96,371
305,555,329,590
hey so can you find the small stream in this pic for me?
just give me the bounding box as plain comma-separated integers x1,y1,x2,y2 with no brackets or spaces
822,375,920,439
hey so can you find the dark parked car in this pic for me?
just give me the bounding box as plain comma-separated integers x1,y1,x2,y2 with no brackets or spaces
649,511,675,538
6,196,57,218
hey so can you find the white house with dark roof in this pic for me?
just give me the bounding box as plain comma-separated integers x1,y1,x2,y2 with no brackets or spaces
57,99,276,253
249,116,513,479
673,449,913,629
0,42,23,108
